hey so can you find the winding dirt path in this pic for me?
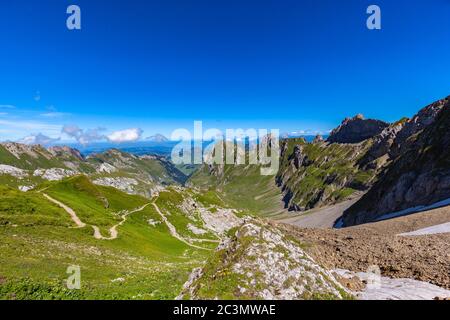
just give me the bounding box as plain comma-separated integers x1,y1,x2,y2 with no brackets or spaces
151,202,212,251
43,193,150,240
43,193,86,228
93,203,151,240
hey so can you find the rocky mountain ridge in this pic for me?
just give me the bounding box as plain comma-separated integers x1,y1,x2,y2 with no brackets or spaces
189,95,449,223
342,96,450,226
0,143,187,198
327,114,389,144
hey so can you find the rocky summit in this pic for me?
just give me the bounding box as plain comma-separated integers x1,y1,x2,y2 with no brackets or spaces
327,114,389,144
342,97,450,226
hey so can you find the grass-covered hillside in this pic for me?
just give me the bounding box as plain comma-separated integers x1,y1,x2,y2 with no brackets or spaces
0,143,187,198
0,177,229,299
188,162,285,216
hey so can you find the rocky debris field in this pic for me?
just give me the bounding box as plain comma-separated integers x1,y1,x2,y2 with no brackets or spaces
279,205,450,289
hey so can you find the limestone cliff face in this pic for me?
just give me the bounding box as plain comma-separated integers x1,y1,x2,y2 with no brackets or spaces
276,138,374,212
342,97,450,226
327,114,389,144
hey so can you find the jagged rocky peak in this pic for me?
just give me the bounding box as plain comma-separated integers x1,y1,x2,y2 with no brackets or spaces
48,146,84,161
312,134,324,143
327,114,389,144
390,96,449,157
343,96,450,226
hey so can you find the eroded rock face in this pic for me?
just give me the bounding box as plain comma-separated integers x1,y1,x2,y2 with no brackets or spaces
1,142,50,160
0,165,27,178
328,115,389,144
313,134,324,143
48,146,84,161
358,121,406,169
390,96,448,158
93,177,139,194
33,168,78,181
343,97,450,226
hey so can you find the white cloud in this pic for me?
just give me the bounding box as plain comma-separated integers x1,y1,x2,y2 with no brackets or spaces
107,128,143,143
62,125,106,145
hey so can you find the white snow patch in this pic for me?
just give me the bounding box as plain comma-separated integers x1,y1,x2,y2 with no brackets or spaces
334,269,450,300
398,222,450,236
376,198,450,222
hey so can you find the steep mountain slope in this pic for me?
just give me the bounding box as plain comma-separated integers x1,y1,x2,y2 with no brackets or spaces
276,138,375,211
342,97,450,226
0,143,187,197
188,137,377,216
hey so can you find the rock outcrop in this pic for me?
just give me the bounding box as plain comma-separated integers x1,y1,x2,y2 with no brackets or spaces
389,96,448,158
342,97,450,226
357,120,406,170
313,134,324,143
328,114,389,144
48,146,84,161
178,219,352,300
291,145,312,169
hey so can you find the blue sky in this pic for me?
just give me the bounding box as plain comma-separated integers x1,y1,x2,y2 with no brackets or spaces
0,0,449,144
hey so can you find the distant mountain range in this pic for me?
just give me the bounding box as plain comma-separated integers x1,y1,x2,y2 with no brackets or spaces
145,134,169,143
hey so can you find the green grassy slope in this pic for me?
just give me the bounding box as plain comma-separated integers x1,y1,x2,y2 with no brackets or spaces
188,163,284,216
0,178,209,299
